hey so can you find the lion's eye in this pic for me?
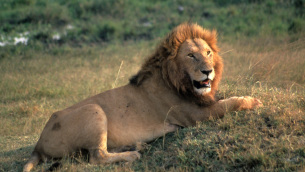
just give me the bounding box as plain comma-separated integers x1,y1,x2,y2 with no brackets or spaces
207,51,211,56
188,53,195,58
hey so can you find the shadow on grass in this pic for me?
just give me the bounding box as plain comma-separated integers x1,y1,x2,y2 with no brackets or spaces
0,144,93,171
0,145,33,171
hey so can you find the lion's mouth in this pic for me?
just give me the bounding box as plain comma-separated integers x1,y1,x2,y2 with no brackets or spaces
193,79,211,89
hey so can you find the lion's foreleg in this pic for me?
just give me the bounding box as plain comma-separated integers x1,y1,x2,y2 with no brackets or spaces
188,96,262,122
167,97,262,127
212,96,263,116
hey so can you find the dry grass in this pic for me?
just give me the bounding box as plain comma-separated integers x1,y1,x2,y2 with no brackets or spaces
0,37,305,171
221,37,305,90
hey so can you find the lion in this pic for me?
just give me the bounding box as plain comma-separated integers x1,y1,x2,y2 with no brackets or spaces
23,23,262,171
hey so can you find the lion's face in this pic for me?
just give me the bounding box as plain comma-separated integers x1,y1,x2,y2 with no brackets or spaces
177,38,215,95
130,23,223,104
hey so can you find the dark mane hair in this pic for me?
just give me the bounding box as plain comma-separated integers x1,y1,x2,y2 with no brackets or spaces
129,23,223,106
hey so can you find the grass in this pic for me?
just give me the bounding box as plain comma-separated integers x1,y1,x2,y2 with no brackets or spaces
1,36,305,171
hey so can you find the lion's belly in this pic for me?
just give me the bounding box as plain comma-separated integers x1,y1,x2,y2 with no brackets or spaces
106,120,178,149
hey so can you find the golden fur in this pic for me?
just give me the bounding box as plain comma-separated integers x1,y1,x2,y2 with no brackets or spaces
24,23,262,172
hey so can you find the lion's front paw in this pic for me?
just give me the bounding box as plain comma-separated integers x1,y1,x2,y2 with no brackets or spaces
237,96,263,110
125,151,141,162
252,97,263,108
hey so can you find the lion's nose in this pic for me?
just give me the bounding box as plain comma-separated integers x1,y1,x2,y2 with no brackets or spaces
201,70,212,76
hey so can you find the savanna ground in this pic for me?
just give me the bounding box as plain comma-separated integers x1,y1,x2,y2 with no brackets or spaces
1,0,305,171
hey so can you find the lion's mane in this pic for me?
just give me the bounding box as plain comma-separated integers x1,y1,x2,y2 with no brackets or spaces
130,23,223,106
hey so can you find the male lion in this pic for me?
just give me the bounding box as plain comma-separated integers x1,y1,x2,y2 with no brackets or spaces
23,23,262,171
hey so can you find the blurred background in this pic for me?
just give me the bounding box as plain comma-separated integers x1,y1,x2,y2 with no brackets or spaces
0,0,304,46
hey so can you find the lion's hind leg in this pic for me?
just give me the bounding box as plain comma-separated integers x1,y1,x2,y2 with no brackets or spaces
81,104,140,164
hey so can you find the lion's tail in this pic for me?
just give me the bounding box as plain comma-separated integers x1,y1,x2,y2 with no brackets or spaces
23,151,41,172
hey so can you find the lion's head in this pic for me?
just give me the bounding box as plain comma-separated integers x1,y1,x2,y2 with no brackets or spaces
130,23,223,106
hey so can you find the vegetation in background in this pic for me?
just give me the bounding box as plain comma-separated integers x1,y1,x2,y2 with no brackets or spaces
0,0,305,171
0,0,304,45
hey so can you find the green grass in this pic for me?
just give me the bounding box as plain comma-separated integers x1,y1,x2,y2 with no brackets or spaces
0,0,304,45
